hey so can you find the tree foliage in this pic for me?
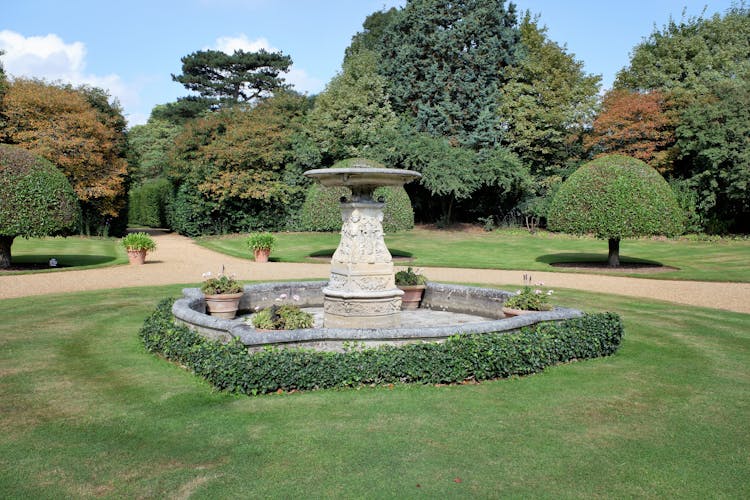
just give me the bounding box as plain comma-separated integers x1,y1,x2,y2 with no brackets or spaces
499,12,600,177
548,155,683,266
377,0,520,149
674,75,750,232
0,145,79,268
172,49,292,104
128,118,183,184
168,92,312,235
1,79,129,232
615,5,750,94
585,89,676,170
306,49,398,163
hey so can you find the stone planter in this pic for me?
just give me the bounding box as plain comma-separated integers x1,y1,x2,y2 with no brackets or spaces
127,249,147,265
253,248,271,263
399,285,426,310
204,292,244,319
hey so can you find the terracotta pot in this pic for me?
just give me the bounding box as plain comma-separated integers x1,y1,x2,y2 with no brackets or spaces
502,307,537,318
204,292,244,319
253,248,271,263
127,249,147,265
398,284,426,310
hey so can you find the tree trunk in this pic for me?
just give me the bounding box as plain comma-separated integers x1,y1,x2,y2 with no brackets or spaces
0,235,14,269
608,238,620,267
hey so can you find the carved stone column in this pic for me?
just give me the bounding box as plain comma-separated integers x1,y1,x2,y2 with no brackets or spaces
304,163,421,329
323,200,403,328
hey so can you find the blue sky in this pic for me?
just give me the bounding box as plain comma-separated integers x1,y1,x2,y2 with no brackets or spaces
1,0,737,127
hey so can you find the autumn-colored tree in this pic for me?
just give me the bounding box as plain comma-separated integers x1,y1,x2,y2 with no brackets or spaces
168,91,312,235
584,89,676,170
1,79,128,232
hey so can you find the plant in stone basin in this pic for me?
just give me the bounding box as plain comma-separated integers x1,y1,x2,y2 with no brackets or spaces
504,274,553,311
251,294,313,330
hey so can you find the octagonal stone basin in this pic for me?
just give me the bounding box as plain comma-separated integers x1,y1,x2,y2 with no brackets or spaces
173,281,583,352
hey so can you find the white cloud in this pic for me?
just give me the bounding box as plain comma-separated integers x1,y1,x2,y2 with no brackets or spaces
0,30,143,125
209,34,324,95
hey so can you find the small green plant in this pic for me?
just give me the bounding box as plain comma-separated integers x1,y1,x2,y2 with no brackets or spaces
395,267,427,286
200,268,242,295
504,274,553,311
121,232,157,252
246,232,276,251
252,304,314,330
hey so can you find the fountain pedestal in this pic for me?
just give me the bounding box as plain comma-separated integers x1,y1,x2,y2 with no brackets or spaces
304,164,421,328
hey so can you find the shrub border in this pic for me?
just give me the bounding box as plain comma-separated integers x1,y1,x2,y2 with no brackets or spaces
141,298,624,395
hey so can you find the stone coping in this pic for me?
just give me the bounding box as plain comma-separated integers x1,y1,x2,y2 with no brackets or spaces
172,281,583,350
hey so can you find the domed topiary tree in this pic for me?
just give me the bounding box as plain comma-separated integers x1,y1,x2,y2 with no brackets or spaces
0,145,80,268
547,154,683,267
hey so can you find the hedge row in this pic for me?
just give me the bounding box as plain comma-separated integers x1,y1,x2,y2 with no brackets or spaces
140,299,623,395
128,178,173,228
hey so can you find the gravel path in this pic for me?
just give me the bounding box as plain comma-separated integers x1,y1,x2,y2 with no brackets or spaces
2,231,749,314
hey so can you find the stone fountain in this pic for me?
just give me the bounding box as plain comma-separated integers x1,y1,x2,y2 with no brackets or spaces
303,160,421,328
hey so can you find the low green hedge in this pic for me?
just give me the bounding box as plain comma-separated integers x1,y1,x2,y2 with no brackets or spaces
141,299,623,395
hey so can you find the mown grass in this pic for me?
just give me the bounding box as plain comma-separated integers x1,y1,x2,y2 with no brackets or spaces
4,237,127,274
198,228,750,282
1,285,748,497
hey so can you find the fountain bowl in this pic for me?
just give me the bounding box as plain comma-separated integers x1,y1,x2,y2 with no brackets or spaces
173,281,583,352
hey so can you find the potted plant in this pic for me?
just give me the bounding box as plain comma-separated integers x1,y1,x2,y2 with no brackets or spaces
201,268,244,319
503,274,553,317
122,232,156,265
247,232,276,263
395,267,427,310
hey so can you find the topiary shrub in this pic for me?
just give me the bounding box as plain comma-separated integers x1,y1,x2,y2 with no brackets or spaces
0,145,80,268
547,154,684,266
140,298,624,395
299,184,415,232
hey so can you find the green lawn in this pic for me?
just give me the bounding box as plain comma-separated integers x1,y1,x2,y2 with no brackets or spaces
198,228,750,282
4,236,127,273
1,285,748,497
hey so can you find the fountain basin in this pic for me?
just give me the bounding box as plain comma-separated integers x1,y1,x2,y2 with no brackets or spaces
173,281,584,352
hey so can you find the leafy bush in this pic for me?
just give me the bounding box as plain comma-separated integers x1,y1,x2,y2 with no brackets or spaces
121,232,157,252
128,178,173,228
298,183,415,232
141,299,623,395
251,305,314,330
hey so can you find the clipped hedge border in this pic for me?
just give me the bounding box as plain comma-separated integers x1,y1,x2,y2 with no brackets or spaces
140,299,624,395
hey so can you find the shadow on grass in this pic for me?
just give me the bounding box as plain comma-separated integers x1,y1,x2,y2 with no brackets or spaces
536,252,665,267
13,254,119,267
307,248,414,261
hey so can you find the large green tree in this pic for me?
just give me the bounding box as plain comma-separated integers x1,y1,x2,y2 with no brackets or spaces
548,155,684,266
615,6,750,94
0,145,79,268
499,13,600,177
674,75,750,232
306,49,398,163
172,49,292,105
127,118,183,183
377,0,521,150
